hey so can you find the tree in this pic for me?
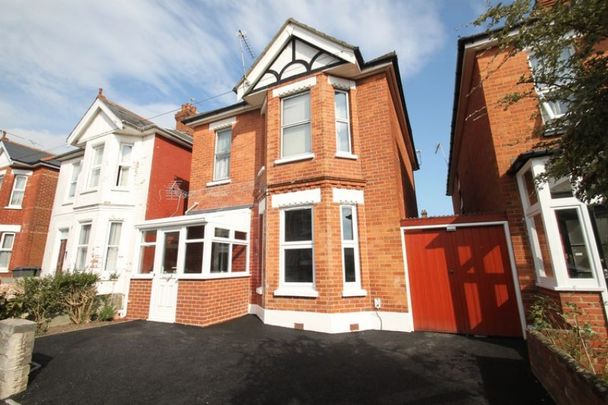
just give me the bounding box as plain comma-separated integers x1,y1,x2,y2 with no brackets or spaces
473,0,608,203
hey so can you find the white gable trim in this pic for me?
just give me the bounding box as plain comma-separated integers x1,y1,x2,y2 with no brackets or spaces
237,22,357,99
332,188,364,205
272,77,317,98
67,99,123,146
0,144,12,167
328,75,356,90
209,117,236,131
271,188,321,208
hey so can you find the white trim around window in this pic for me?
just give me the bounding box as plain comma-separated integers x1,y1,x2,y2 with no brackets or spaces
213,128,232,181
340,205,366,297
275,206,318,298
74,222,92,271
279,91,312,161
115,144,133,188
0,232,16,272
7,174,29,208
67,161,81,199
103,221,123,273
87,143,104,190
334,89,353,155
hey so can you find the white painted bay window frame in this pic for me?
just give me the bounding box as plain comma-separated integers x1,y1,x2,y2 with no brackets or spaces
103,221,123,273
277,91,314,164
115,144,133,188
334,90,356,159
516,157,607,291
74,222,92,272
87,143,104,190
0,232,15,272
340,205,366,297
67,161,81,199
8,174,28,208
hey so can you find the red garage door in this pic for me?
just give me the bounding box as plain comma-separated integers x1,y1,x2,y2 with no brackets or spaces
404,222,523,337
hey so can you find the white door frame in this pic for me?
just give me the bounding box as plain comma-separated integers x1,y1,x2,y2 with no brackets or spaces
148,227,183,323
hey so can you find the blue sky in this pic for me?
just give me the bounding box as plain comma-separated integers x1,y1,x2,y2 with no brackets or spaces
0,0,489,216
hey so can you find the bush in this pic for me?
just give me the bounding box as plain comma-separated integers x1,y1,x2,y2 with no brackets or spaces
54,272,99,324
96,294,116,321
11,276,63,333
0,283,21,320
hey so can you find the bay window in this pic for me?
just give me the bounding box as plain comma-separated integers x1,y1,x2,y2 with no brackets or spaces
75,223,91,271
68,161,81,198
213,129,231,181
334,90,352,155
9,175,27,207
278,207,315,294
281,92,311,158
340,205,364,295
104,222,122,272
88,144,104,189
116,144,133,187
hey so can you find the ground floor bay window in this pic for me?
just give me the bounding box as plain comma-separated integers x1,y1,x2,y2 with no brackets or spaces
516,157,608,293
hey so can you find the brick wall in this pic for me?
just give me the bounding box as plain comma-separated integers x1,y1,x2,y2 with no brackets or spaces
0,166,58,276
145,135,192,220
126,279,152,319
175,278,250,326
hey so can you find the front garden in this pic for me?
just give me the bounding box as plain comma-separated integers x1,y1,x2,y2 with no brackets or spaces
0,273,118,334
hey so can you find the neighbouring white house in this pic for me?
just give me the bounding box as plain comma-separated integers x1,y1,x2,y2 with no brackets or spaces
41,90,194,313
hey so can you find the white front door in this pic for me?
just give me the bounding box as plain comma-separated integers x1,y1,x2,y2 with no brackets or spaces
148,230,180,323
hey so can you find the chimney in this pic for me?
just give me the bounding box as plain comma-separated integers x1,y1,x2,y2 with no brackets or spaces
175,103,197,135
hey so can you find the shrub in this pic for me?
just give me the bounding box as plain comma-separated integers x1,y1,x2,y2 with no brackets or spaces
54,272,99,324
11,276,63,333
0,283,22,320
96,294,116,321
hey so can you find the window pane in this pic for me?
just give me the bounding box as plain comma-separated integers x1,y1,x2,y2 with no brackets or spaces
216,130,232,153
9,190,24,207
231,244,246,272
344,247,356,282
285,209,312,242
79,224,91,244
215,228,229,238
139,245,155,273
555,209,593,279
76,247,88,270
211,242,229,273
89,168,100,188
105,247,118,272
532,214,554,278
335,91,348,120
0,251,10,269
214,155,230,180
120,144,132,163
162,232,180,274
14,176,27,189
117,167,130,187
2,234,14,249
0,175,4,188
108,223,122,245
282,124,311,156
235,231,247,240
283,93,310,125
143,230,156,243
341,206,354,241
284,248,313,282
187,226,205,240
523,170,538,206
93,146,104,165
336,122,350,153
184,242,204,273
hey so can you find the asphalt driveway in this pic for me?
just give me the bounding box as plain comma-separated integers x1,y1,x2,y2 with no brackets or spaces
12,316,551,405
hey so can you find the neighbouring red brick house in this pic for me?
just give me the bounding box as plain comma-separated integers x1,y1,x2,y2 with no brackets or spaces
447,30,608,337
0,137,59,277
126,19,420,333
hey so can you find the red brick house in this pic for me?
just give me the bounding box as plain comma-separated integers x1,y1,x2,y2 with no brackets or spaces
0,138,59,277
126,19,419,333
447,31,608,336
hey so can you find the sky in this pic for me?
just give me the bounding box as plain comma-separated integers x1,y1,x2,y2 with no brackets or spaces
0,0,490,216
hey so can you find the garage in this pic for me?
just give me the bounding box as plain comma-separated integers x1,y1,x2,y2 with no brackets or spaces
402,216,525,337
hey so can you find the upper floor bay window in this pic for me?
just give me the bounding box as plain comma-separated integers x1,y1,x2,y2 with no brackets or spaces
335,90,352,155
116,144,133,187
75,223,91,271
8,175,27,208
528,47,574,124
68,161,81,198
0,232,15,272
281,92,311,158
88,144,104,189
213,129,232,181
103,221,122,272
516,158,607,290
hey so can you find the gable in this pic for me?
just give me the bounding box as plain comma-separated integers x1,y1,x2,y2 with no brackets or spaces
0,148,11,169
67,98,123,146
251,37,343,93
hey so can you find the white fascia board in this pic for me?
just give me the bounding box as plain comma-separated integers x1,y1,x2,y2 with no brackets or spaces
67,99,123,146
136,212,208,229
271,188,321,208
332,188,364,205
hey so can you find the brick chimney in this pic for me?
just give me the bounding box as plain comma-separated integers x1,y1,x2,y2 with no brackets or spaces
175,103,197,135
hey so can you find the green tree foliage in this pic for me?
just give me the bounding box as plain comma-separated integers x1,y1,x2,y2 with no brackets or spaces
474,0,608,203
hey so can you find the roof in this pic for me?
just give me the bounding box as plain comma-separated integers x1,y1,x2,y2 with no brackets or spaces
1,139,60,169
506,148,553,175
102,97,154,128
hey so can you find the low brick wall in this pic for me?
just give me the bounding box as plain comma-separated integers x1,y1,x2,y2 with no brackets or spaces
126,279,152,320
528,329,608,405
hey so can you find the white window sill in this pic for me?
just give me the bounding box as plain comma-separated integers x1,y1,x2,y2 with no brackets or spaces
274,287,319,298
4,206,22,210
62,201,74,206
274,153,315,166
130,274,154,280
111,188,130,192
342,288,367,297
538,283,606,293
206,179,231,187
335,152,358,160
256,286,264,295
178,272,250,280
80,189,98,195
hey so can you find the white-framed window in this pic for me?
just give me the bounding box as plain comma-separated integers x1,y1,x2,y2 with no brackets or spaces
8,175,28,207
116,144,133,187
74,223,91,271
528,47,574,123
137,230,157,274
516,157,606,290
280,207,314,288
340,205,362,292
210,227,248,274
87,143,104,189
67,161,81,198
0,173,5,190
103,222,122,272
184,225,205,274
335,90,352,154
281,92,311,158
0,232,15,272
213,129,232,181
